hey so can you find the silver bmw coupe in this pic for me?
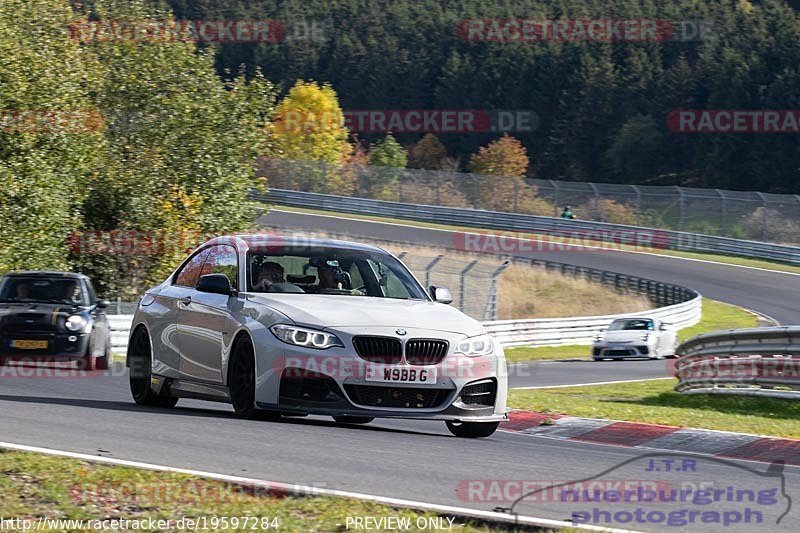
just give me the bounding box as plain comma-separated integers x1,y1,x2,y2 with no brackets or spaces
127,235,507,437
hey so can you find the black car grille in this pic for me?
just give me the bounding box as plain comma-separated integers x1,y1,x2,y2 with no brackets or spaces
353,336,402,364
606,349,635,356
459,379,497,406
2,324,57,335
405,339,449,365
344,385,451,409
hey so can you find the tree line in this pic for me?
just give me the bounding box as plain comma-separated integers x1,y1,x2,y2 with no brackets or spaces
165,0,800,193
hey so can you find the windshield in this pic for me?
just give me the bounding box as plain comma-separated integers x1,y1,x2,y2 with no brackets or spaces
608,319,655,331
247,247,427,300
0,276,88,305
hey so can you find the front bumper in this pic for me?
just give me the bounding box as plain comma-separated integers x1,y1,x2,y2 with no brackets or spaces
252,326,508,422
0,331,89,360
593,344,651,358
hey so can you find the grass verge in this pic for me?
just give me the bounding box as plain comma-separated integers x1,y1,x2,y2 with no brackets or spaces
264,205,800,276
0,449,545,532
503,299,758,363
507,379,800,438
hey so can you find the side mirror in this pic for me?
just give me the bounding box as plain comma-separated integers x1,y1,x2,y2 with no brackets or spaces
197,274,235,296
95,299,110,309
429,286,453,305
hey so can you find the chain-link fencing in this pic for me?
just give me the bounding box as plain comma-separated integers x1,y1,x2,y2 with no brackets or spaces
260,158,800,245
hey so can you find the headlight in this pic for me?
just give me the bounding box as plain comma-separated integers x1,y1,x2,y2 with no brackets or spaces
594,333,605,342
270,324,343,350
454,334,494,357
641,333,651,342
65,315,88,332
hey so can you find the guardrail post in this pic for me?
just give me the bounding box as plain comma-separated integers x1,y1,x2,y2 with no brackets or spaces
756,191,768,241
484,260,511,320
589,182,602,221
116,297,121,315
549,179,559,217
424,254,444,289
676,186,686,232
716,189,727,236
435,173,441,206
632,184,642,226
459,260,479,312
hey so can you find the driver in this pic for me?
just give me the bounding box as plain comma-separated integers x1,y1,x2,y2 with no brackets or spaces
15,282,30,299
253,261,285,292
317,263,341,290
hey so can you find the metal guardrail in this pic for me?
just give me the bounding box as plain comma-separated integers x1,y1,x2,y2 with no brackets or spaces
486,295,701,348
674,327,800,399
258,189,800,266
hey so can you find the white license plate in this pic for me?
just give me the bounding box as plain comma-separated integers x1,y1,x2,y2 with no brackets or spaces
365,365,437,384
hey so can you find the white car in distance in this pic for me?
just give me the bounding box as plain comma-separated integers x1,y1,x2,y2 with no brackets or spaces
592,317,678,361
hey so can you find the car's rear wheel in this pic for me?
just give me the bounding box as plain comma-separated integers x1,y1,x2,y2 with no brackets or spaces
333,416,374,425
128,328,178,408
446,421,499,438
228,335,261,419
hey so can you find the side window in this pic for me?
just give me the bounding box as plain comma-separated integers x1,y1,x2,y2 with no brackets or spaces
200,245,238,288
174,249,211,288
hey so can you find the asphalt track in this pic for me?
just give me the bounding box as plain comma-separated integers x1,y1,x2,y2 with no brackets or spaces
1,367,798,531
1,208,799,531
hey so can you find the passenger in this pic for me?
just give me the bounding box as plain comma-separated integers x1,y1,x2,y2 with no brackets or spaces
253,262,285,292
560,206,576,220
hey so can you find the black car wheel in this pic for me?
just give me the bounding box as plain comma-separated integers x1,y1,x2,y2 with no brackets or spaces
445,421,499,438
228,335,260,419
128,328,178,408
332,416,374,425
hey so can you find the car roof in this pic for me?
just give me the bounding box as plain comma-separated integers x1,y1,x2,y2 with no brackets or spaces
3,271,88,280
229,234,388,254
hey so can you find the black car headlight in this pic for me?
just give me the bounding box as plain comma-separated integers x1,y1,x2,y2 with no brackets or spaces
270,324,343,350
65,315,90,333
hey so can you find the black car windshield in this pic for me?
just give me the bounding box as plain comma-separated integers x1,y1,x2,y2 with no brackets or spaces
247,247,427,300
0,276,88,305
608,319,655,331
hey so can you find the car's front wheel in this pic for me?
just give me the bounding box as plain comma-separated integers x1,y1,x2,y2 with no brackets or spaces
228,335,261,419
128,328,178,408
333,416,374,425
445,421,499,438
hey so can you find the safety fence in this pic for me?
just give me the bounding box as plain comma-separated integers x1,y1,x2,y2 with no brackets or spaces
674,327,800,399
258,188,800,266
259,159,800,245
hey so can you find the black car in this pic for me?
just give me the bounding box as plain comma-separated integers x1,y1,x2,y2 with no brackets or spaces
0,272,111,370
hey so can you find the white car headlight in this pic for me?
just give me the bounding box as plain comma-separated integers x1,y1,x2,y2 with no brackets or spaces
65,315,88,333
270,324,343,350
454,334,494,357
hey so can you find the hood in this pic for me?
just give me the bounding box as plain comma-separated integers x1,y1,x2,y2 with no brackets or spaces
602,330,653,343
0,302,80,316
246,293,485,336
0,302,83,329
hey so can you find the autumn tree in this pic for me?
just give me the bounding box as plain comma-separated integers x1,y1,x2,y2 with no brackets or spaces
410,133,447,170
